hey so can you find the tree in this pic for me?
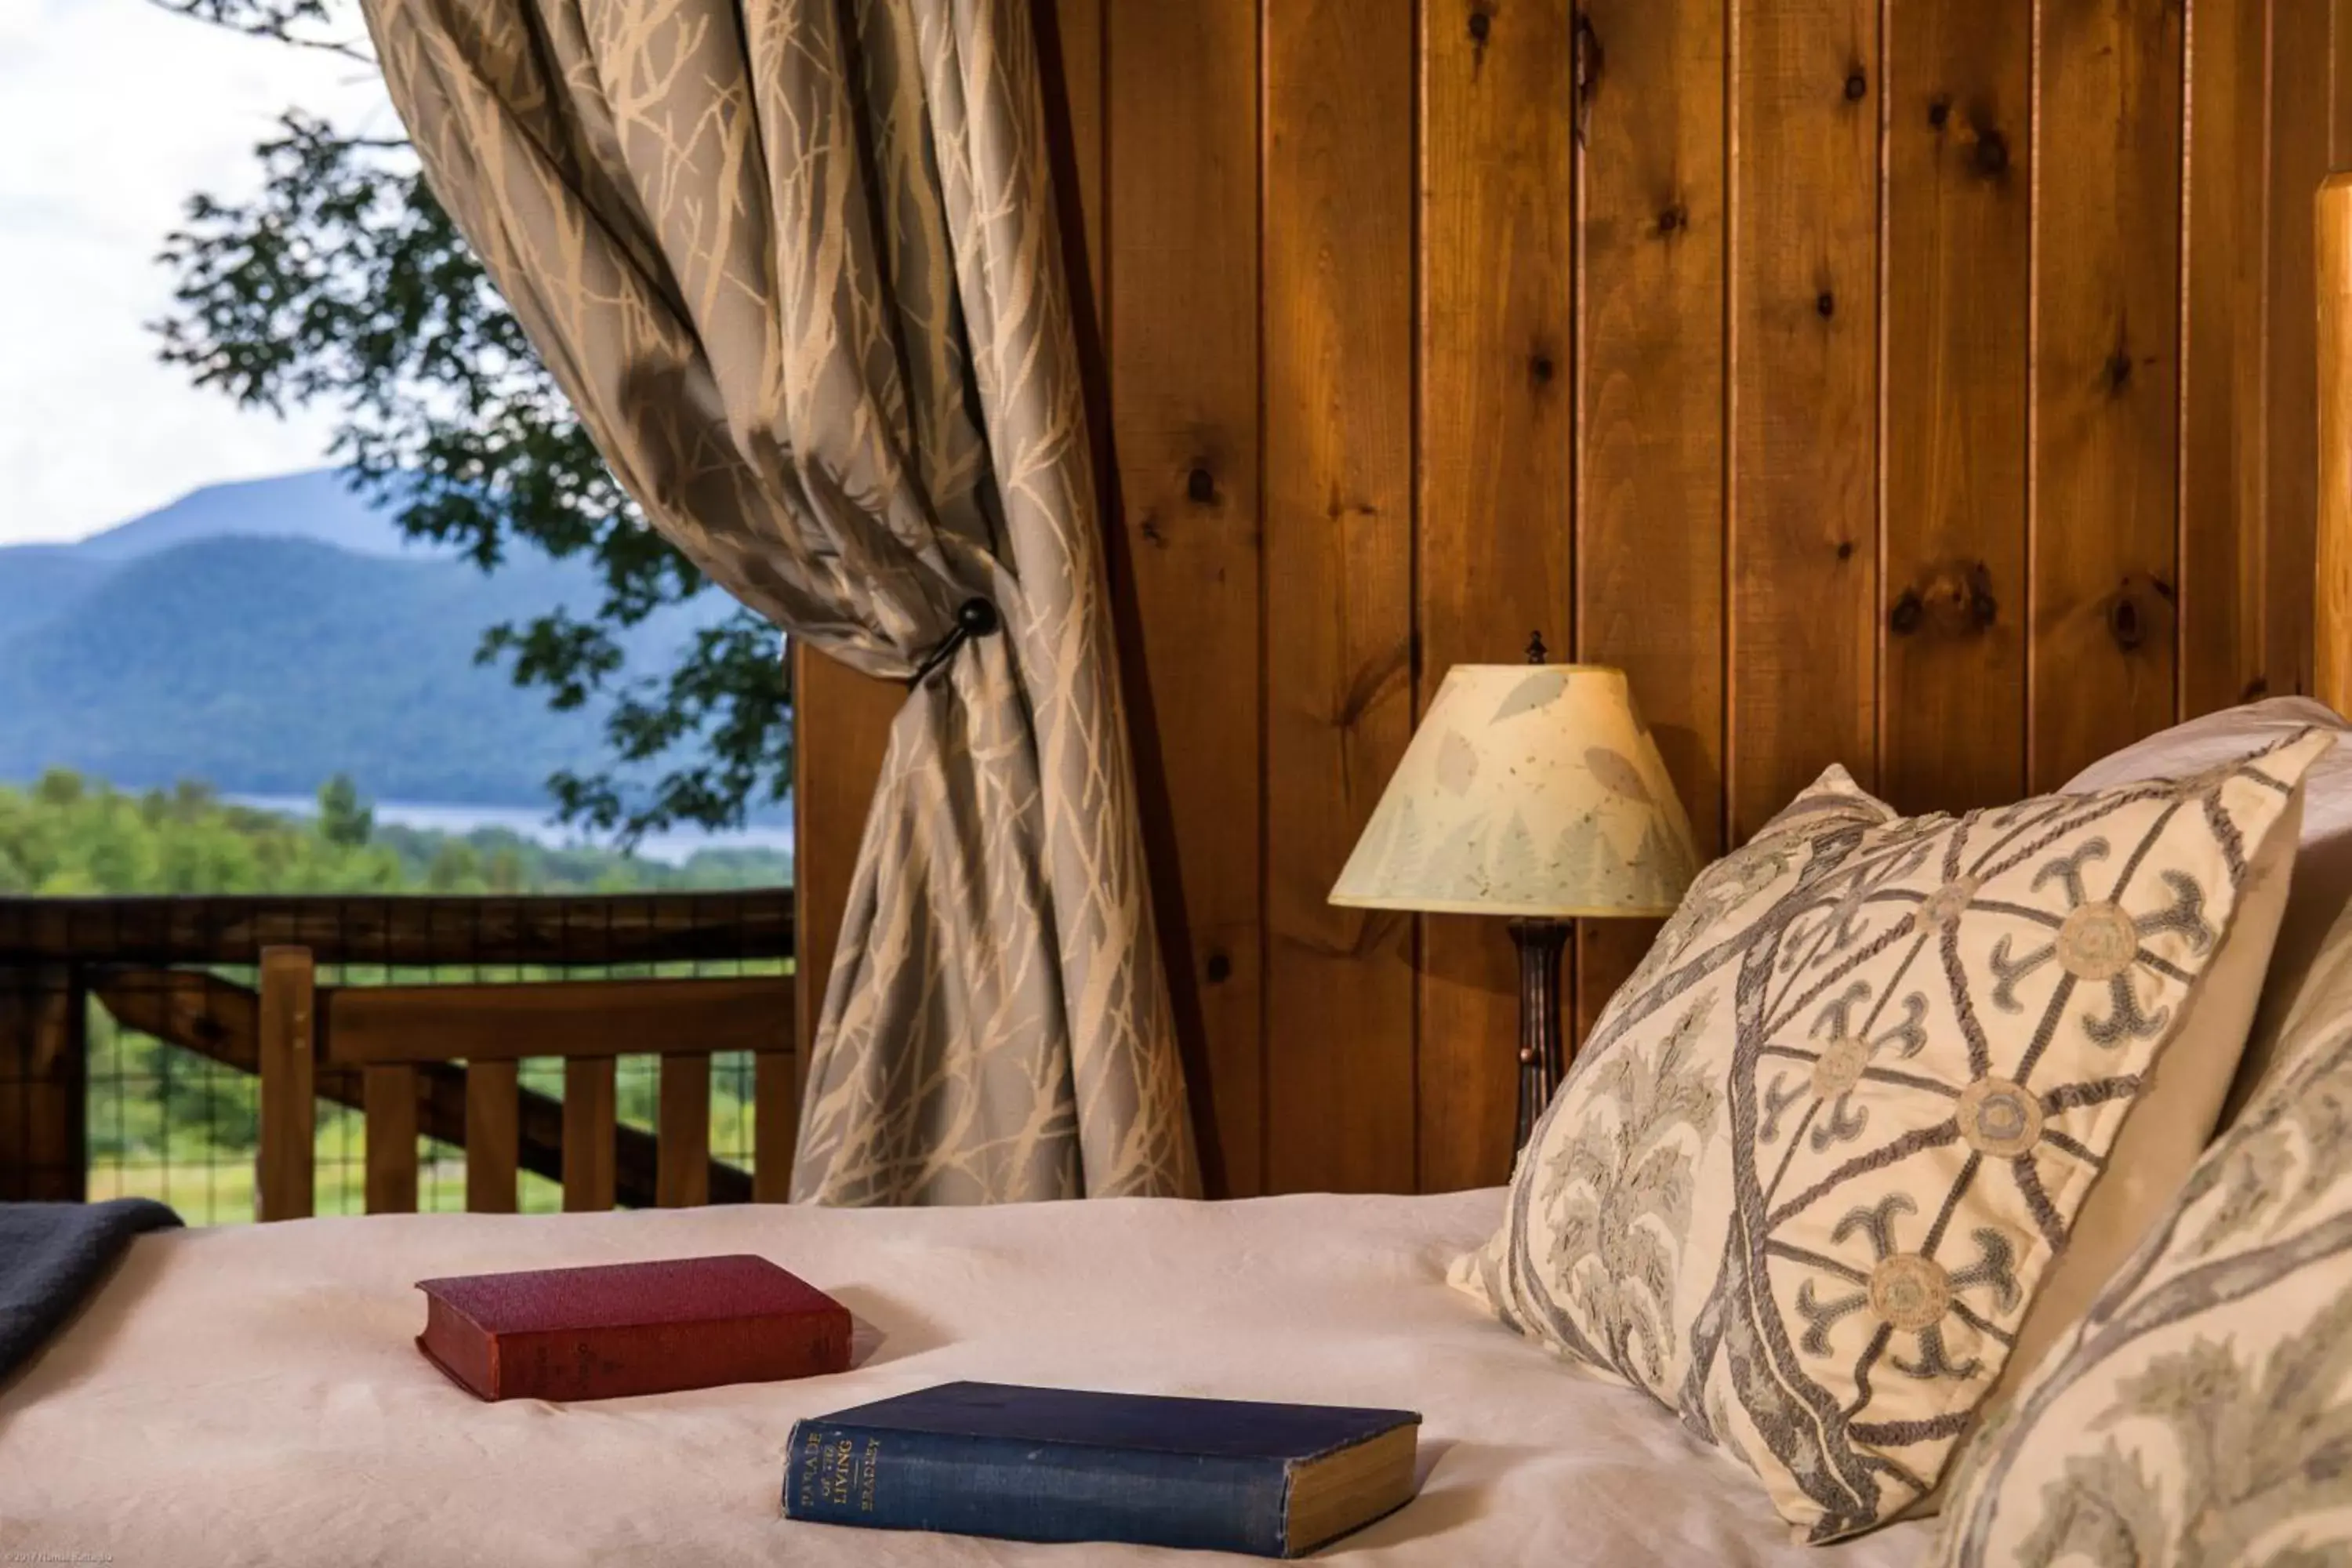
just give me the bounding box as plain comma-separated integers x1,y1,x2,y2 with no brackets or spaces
146,0,791,844
316,773,372,847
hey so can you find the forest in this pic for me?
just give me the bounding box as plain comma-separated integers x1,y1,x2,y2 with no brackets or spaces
0,769,790,896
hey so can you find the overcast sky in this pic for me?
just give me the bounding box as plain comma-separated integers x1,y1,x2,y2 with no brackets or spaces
0,0,399,545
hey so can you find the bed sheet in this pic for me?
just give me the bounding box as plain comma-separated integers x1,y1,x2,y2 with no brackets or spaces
0,1190,1932,1566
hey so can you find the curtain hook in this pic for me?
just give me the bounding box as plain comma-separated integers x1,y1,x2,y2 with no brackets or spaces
906,597,1002,688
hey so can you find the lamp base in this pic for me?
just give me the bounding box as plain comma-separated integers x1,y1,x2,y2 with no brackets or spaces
1509,917,1572,1151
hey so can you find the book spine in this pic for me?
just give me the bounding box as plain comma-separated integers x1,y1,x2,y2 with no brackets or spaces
416,1298,498,1400
495,1309,849,1401
783,1420,1293,1558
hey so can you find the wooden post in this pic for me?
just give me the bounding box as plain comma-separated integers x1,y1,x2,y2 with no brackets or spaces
256,946,317,1221
0,963,85,1201
561,1058,617,1211
363,1063,420,1214
657,1054,711,1208
2317,173,2352,717
752,1050,797,1203
464,1061,520,1213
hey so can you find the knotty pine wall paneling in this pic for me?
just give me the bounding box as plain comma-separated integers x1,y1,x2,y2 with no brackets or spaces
1570,0,1729,1038
1880,0,2031,810
2269,1,2332,708
1105,0,1266,1196
786,0,2343,1201
2339,0,2352,169
1262,0,1418,1195
1416,0,1579,1193
1728,0,1882,842
2180,0,2273,721
2029,0,2183,793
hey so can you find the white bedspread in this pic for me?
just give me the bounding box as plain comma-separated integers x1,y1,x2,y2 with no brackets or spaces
0,1191,1930,1566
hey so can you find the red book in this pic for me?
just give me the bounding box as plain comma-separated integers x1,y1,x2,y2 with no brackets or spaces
414,1254,851,1402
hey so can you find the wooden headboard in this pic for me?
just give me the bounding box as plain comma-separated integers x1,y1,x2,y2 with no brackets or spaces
2319,173,2352,718
794,2,2352,1201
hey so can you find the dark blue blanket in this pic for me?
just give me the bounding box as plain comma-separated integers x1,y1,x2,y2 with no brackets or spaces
0,1199,182,1382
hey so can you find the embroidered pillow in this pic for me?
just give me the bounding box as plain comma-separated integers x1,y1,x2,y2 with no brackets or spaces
1452,731,2330,1541
1933,884,2352,1566
1900,775,2304,1519
2063,697,2352,1130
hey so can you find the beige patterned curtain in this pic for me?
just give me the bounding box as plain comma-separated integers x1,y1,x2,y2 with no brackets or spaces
359,0,1198,1203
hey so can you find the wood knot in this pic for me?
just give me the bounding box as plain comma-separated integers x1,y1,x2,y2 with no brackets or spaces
1844,70,1868,102
2104,573,2172,654
1969,580,1998,630
1973,127,2009,176
1657,203,1686,234
1530,352,1556,385
2105,350,2133,390
1185,466,1216,505
1889,589,1925,636
1893,562,1998,637
1468,7,1491,44
1817,291,1837,318
1835,539,1856,561
2108,593,2145,650
1204,951,1233,984
1927,96,1952,129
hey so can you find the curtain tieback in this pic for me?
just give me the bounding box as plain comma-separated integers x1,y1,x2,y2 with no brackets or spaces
907,597,1002,688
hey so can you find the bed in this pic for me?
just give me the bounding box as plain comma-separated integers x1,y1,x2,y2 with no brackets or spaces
16,138,2352,1568
0,1191,1927,1566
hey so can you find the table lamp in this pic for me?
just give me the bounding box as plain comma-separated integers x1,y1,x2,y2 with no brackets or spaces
1329,641,1702,1149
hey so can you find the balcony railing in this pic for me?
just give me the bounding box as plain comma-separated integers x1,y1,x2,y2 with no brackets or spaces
0,891,797,1219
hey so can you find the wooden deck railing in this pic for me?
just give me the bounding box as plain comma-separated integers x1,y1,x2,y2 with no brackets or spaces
0,891,797,1209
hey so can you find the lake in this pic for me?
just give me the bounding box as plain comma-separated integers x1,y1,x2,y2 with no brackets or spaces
227,793,796,867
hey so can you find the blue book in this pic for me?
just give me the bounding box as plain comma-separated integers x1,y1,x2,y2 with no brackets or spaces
782,1381,1421,1558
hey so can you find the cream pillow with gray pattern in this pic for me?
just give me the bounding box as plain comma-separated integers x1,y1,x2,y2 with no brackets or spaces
1452,731,2331,1541
1934,876,2352,1566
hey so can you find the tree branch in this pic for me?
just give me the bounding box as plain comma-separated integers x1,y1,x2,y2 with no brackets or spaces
143,0,376,64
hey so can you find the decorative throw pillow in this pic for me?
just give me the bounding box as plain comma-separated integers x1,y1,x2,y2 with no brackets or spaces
1933,887,2352,1566
1452,731,2331,1541
2064,696,2352,1128
1900,778,2303,1517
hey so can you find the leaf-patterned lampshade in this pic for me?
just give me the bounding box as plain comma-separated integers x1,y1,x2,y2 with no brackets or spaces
1329,664,1701,918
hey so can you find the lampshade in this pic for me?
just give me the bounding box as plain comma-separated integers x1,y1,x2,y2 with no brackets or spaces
1329,664,1702,918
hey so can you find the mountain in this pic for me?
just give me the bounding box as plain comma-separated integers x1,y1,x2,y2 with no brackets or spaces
0,472,749,805
0,470,435,652
68,469,422,562
0,545,111,643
